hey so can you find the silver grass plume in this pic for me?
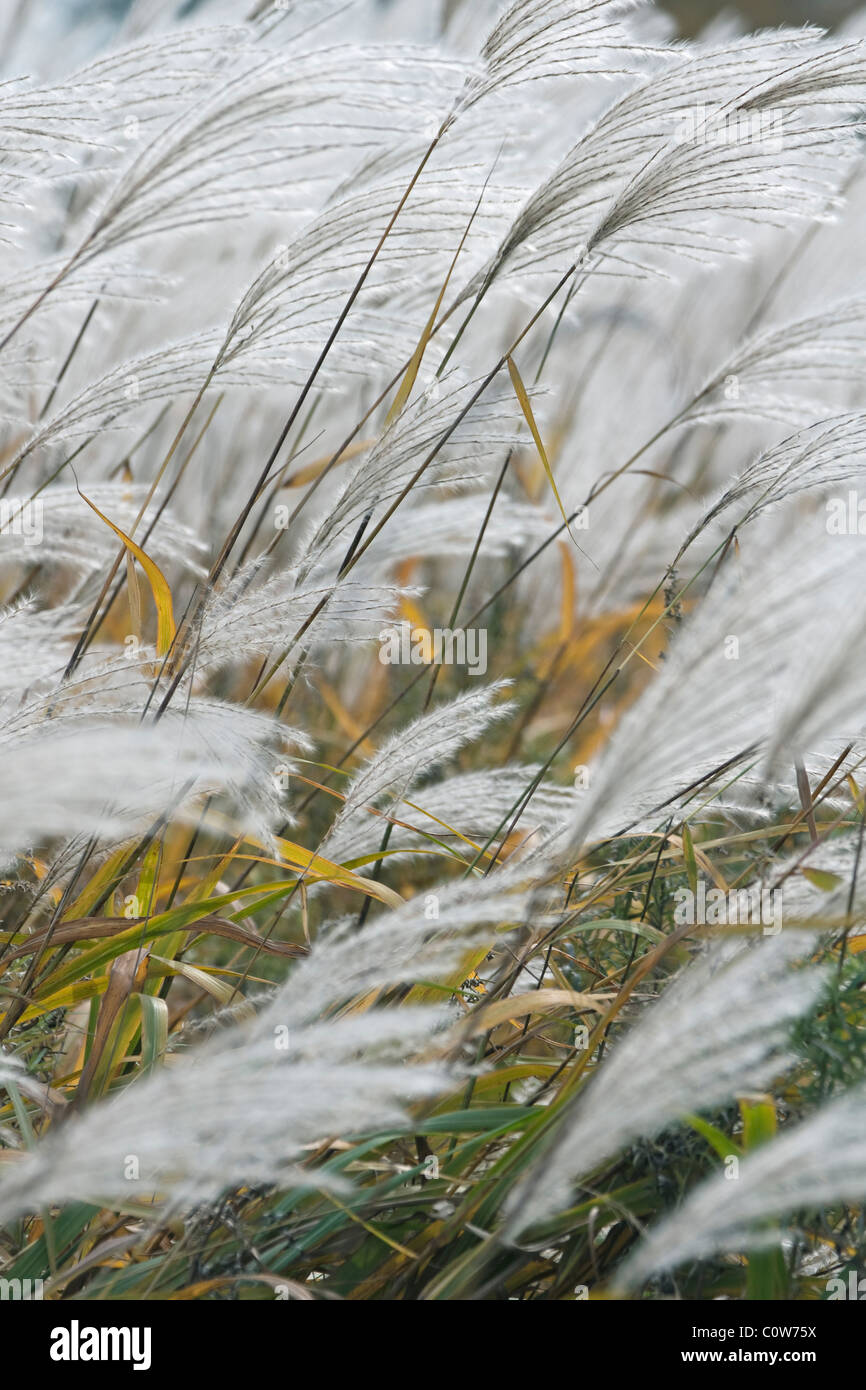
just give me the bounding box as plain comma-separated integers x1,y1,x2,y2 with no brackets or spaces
566,531,866,846
619,1087,866,1289
0,869,530,1219
505,929,828,1235
323,765,576,865
321,684,514,859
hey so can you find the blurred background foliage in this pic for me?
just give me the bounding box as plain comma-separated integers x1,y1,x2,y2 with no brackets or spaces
6,0,864,50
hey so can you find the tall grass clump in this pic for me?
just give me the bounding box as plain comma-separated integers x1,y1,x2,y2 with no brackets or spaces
2,0,866,1303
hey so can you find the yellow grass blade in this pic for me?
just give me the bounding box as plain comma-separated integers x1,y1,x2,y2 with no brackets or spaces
76,485,176,654
245,830,405,910
385,188,480,426
507,354,594,564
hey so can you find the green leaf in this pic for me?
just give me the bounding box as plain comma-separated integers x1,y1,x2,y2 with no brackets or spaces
682,821,698,897
684,1113,743,1162
139,993,169,1074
